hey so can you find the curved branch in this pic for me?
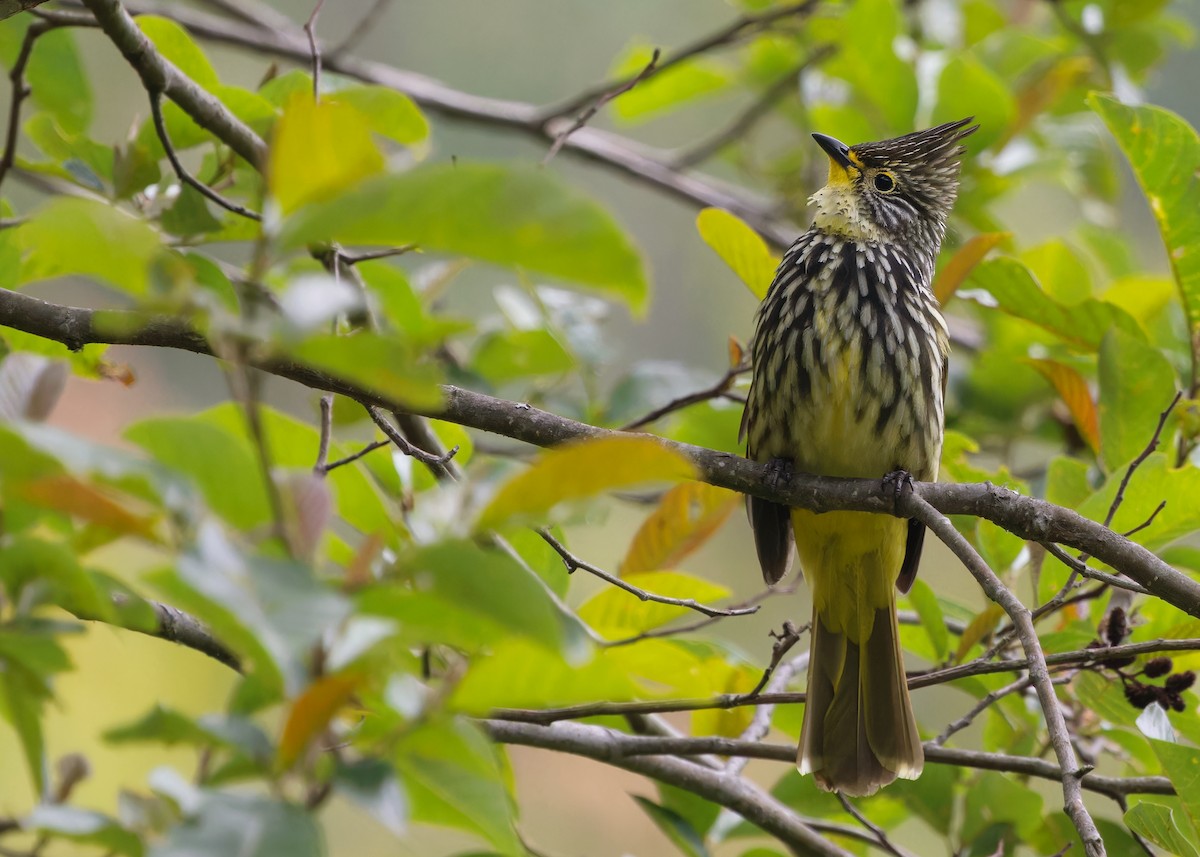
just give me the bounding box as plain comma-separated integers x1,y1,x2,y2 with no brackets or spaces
1,286,1197,620
69,0,796,246
484,719,854,857
481,719,1174,801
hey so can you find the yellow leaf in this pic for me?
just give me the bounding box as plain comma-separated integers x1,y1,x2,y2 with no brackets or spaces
268,93,384,215
691,659,757,737
621,482,739,575
696,208,780,300
934,232,1009,304
19,475,161,541
954,602,1005,663
1027,358,1101,454
278,674,361,769
577,570,730,637
476,435,697,530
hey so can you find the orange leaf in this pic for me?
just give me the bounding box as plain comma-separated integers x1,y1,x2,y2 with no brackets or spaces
620,482,739,575
934,232,1009,305
278,674,362,770
19,474,161,540
1027,358,1101,454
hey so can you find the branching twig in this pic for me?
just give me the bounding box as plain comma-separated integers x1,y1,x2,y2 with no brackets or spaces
320,439,390,473
674,47,834,168
620,362,749,431
336,244,418,265
837,794,913,857
537,528,758,620
1099,391,1181,534
604,584,793,647
898,491,1104,857
304,0,327,100
149,92,262,221
744,620,805,697
366,404,459,470
934,675,1034,746
542,48,660,166
536,0,819,123
0,21,44,192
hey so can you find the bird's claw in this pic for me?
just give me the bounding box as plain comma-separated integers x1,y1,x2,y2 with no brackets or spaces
765,457,794,492
883,468,915,514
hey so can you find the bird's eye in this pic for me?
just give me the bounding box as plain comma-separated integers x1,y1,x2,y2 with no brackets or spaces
873,172,896,193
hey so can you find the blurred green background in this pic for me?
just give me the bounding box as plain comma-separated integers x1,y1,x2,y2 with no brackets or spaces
2,0,1199,854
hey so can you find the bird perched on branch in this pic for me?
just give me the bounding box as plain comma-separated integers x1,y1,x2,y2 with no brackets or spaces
742,118,976,796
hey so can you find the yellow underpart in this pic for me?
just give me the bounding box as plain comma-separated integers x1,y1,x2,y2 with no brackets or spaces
792,508,906,646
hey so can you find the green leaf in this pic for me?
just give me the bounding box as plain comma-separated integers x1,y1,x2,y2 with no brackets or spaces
361,540,586,656
268,92,385,214
105,705,272,763
632,796,710,857
1090,95,1200,390
824,0,917,132
967,256,1145,350
280,163,649,315
333,759,407,836
286,332,444,411
396,718,521,856
1076,455,1200,552
25,28,92,134
161,184,222,236
1151,739,1200,829
1125,801,1200,857
477,435,696,530
450,638,636,712
152,792,323,857
1045,455,1093,510
136,16,221,91
25,805,142,857
610,43,731,123
1098,329,1178,472
332,86,429,145
695,208,779,300
471,329,575,383
149,523,350,695
16,198,167,295
0,535,112,619
932,55,1013,151
906,579,949,661
125,416,271,529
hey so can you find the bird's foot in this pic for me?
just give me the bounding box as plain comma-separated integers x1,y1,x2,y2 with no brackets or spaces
882,468,915,514
764,457,794,492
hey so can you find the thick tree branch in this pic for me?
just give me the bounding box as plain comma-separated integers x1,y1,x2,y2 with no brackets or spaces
1,287,1197,621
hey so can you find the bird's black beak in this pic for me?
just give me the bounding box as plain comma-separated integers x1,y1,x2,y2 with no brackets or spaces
812,133,854,169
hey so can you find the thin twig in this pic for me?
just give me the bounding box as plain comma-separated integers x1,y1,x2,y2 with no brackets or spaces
1099,391,1181,533
366,404,460,470
542,48,660,166
674,47,834,168
336,244,418,265
604,583,794,647
898,491,1104,857
620,363,749,431
149,92,262,221
744,620,805,697
935,675,1034,746
724,649,808,777
313,394,334,472
837,794,913,857
537,528,759,620
1121,499,1166,539
536,0,819,123
1042,543,1150,595
321,440,390,473
304,0,327,100
0,21,47,192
